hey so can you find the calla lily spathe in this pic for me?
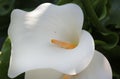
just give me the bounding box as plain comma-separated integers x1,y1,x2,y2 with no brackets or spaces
8,3,112,79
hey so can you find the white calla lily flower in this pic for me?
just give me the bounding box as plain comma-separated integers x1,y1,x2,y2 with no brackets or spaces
8,3,112,79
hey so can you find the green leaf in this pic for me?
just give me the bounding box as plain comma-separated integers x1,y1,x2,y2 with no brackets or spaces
102,0,120,28
113,72,120,79
90,0,109,20
107,45,120,57
57,0,73,5
95,32,119,49
0,0,15,16
72,0,83,7
80,0,119,49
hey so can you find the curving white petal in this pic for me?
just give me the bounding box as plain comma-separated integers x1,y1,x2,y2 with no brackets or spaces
73,50,112,79
25,69,63,79
8,3,94,78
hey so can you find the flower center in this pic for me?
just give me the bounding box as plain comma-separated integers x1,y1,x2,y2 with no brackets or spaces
62,75,72,79
51,39,76,49
51,39,76,79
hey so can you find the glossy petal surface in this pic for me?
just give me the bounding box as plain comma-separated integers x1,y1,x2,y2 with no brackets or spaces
74,50,112,79
8,3,94,78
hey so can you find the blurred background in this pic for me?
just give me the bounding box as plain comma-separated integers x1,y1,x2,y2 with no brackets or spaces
0,0,120,79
